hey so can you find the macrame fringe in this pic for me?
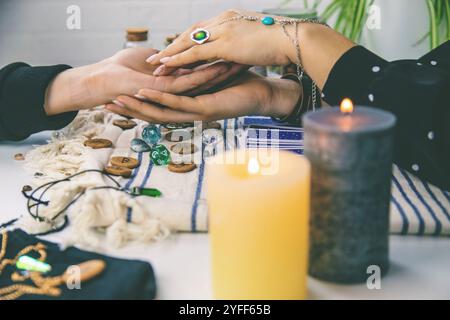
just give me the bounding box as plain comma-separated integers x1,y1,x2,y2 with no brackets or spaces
69,189,170,249
19,109,170,248
23,109,113,182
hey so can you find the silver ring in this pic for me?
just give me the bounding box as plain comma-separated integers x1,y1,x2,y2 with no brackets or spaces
190,28,210,45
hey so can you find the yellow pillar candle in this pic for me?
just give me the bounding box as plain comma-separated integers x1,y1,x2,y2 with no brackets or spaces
206,149,311,300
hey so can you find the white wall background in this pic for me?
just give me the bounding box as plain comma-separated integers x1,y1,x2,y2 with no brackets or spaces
0,0,431,68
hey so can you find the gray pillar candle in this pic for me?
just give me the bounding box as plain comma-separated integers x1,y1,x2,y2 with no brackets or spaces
303,101,396,284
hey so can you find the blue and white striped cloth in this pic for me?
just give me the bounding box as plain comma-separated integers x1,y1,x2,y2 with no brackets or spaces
117,116,449,237
224,116,450,237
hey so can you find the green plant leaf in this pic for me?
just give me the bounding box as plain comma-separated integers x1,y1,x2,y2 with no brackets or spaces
351,0,365,41
427,0,439,48
445,0,450,40
321,0,342,21
320,0,373,42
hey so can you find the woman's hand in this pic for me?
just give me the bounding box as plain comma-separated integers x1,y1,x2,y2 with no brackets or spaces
44,47,242,115
104,72,301,123
146,10,293,71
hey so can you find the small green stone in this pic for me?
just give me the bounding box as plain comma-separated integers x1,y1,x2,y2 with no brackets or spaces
150,144,171,166
16,255,51,273
261,16,275,25
194,31,207,40
131,187,162,198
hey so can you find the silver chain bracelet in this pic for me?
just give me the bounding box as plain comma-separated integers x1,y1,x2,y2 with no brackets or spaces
219,12,328,111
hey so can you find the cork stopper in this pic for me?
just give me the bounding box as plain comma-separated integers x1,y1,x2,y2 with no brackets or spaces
126,28,149,42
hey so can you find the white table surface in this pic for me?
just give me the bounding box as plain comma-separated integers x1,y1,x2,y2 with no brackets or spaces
1,132,449,300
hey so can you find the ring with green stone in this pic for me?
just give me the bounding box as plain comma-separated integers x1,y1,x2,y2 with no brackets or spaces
190,28,210,45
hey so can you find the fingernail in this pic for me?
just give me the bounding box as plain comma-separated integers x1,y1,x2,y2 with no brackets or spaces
193,63,210,72
160,57,172,64
176,68,194,76
146,54,158,63
113,99,126,108
153,65,165,76
134,94,146,100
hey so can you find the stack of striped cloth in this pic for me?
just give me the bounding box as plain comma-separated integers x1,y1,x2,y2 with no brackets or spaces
238,116,450,237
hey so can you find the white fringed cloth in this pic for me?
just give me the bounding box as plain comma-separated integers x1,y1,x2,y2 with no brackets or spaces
19,111,450,249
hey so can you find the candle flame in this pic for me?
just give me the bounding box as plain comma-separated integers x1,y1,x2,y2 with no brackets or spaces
340,98,354,114
248,158,260,175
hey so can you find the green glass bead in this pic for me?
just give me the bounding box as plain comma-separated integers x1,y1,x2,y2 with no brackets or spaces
16,255,51,273
150,144,171,166
131,187,162,198
193,31,207,40
142,124,162,146
261,16,275,25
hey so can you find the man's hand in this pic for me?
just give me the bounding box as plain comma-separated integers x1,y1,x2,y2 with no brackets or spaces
44,47,242,115
105,72,301,123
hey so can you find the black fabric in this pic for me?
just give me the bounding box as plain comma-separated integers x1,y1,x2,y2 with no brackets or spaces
0,63,78,141
322,42,450,190
0,229,157,300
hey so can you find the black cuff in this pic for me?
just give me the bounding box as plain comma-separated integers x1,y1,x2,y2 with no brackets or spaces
419,40,450,62
0,64,77,141
322,46,388,106
418,40,450,71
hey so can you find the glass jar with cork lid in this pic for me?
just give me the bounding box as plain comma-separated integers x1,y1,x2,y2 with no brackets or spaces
124,28,151,48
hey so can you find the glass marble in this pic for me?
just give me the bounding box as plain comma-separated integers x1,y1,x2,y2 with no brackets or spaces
150,144,171,166
130,138,151,153
142,124,162,146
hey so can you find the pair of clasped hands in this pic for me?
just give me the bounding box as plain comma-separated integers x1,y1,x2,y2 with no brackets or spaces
47,10,339,122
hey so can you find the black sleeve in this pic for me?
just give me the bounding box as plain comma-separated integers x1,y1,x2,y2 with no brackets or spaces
0,62,78,141
322,42,450,190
